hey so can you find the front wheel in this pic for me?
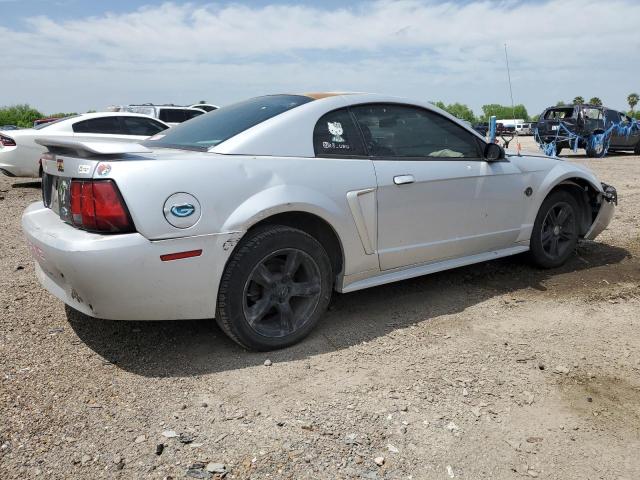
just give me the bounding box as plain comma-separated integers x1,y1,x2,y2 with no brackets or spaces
216,225,332,351
529,191,580,269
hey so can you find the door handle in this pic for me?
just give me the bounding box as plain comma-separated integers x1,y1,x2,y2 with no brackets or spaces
393,174,415,185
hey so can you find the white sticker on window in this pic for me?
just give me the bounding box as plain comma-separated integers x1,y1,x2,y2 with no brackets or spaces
327,122,344,143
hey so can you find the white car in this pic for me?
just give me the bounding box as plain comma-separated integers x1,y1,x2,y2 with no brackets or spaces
189,103,219,112
125,105,205,126
22,93,617,351
0,112,169,178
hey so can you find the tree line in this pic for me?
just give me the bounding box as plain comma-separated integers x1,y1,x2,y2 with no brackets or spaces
433,92,640,124
2,94,639,129
0,104,79,128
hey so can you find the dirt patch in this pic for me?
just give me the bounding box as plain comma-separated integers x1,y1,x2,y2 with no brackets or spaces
557,373,640,435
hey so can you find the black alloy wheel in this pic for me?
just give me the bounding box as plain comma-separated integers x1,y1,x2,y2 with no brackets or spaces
529,190,580,269
540,201,576,260
243,248,322,338
216,225,332,351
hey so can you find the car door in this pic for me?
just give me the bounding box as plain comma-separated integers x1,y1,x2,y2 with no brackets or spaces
351,103,527,271
610,111,638,149
605,110,626,149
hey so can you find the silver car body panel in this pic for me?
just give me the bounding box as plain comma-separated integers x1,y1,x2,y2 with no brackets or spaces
22,93,615,321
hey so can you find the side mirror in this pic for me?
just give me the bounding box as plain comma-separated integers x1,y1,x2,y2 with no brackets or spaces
484,142,505,161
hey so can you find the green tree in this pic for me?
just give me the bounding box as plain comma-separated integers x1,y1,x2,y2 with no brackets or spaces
0,104,43,128
588,97,602,106
573,96,585,104
628,93,639,114
555,100,566,106
430,101,476,123
480,104,529,122
48,112,78,118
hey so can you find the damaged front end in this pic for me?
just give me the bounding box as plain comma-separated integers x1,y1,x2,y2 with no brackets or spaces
584,183,617,240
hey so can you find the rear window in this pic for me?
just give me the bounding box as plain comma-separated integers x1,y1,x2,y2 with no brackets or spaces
122,116,167,136
184,109,204,120
146,95,313,151
33,116,80,130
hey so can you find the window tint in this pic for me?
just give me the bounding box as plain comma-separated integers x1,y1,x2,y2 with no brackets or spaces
122,117,167,136
72,117,123,134
146,95,313,151
313,109,366,157
351,104,480,158
159,109,187,123
184,109,204,120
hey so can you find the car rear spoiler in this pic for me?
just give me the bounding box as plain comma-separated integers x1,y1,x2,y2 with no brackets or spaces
35,136,151,157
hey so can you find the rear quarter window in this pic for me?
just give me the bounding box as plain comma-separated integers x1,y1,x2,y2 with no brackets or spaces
313,109,366,157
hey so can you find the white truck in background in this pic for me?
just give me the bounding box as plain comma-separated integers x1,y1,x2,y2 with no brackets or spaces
497,118,532,135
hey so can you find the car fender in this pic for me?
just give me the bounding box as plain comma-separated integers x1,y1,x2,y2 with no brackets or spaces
220,184,377,277
517,162,604,242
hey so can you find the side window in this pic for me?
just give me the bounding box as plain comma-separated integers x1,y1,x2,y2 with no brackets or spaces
583,108,602,120
184,109,204,120
72,117,123,134
159,109,187,123
351,104,480,158
313,109,366,157
122,116,167,136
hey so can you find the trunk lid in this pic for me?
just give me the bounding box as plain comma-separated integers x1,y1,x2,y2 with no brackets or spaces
37,137,151,225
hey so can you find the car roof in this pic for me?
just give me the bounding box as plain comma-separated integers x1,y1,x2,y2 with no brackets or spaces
30,111,169,132
213,92,485,157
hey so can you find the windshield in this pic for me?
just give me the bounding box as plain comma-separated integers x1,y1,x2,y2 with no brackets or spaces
145,95,313,151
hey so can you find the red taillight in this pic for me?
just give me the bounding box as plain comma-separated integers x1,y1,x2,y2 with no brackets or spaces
69,179,134,233
0,134,16,147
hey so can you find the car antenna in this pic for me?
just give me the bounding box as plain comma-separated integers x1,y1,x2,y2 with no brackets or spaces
504,43,521,155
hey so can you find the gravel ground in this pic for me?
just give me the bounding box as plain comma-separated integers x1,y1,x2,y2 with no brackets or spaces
1,136,639,479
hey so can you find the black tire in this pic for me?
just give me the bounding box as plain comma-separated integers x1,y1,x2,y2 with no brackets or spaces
216,225,332,351
553,145,563,156
529,190,580,269
634,140,640,155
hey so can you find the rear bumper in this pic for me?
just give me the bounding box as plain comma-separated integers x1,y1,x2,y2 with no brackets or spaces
22,202,238,320
584,184,617,240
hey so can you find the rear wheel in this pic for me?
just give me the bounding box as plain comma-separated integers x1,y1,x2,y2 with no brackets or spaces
634,140,640,155
586,134,607,158
216,225,332,351
553,145,563,156
529,191,580,268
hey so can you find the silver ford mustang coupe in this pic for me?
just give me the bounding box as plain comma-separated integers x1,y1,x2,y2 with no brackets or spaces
22,93,617,350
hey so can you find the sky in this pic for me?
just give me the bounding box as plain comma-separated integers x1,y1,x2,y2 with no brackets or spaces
1,0,639,117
